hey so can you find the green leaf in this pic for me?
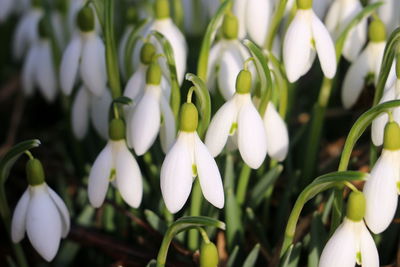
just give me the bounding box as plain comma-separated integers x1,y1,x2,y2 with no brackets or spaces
243,244,260,267
112,96,133,106
281,171,367,256
249,164,283,208
197,0,232,81
146,259,157,267
225,188,244,252
307,213,327,267
91,0,105,29
152,31,181,121
279,243,302,267
145,209,168,234
226,245,240,267
243,39,273,115
246,208,271,251
185,73,212,138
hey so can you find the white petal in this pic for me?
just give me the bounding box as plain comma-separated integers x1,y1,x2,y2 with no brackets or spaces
283,10,312,83
80,33,107,96
363,151,399,234
342,17,367,62
47,186,70,238
115,142,143,208
13,10,41,59
26,184,62,261
60,36,82,95
194,133,224,209
324,1,340,34
318,220,357,267
264,103,289,161
118,26,133,79
11,188,30,243
71,87,90,140
360,222,379,267
160,96,176,153
88,142,113,208
129,85,161,155
237,99,267,169
341,49,369,109
90,90,111,140
206,41,223,93
0,0,13,22
160,132,193,213
205,99,237,157
22,45,38,97
218,44,244,100
371,88,395,146
311,12,337,78
245,0,272,46
124,64,147,102
36,41,57,103
232,0,247,39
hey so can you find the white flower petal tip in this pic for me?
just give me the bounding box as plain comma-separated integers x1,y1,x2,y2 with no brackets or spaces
60,36,82,95
264,103,289,161
11,184,70,262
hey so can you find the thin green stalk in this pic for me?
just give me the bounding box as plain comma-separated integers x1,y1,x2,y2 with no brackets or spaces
264,0,288,50
236,164,251,206
172,0,183,29
188,180,203,250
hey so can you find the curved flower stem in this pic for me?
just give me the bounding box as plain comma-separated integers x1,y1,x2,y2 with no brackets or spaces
264,0,288,50
188,180,203,250
236,164,251,206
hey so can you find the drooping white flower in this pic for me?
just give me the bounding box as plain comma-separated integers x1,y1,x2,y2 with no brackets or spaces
161,103,224,213
371,0,400,34
60,6,106,97
127,62,176,155
319,191,379,267
182,0,208,35
325,0,367,62
341,19,395,109
22,19,58,103
263,102,289,161
11,159,70,262
207,13,252,100
205,70,268,169
88,119,143,208
364,121,400,234
283,1,337,82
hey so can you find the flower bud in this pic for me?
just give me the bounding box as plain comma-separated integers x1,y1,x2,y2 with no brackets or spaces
140,43,156,65
235,70,252,94
109,118,126,140
179,102,198,132
368,19,386,43
38,17,49,39
222,13,238,40
383,121,400,150
200,242,219,267
26,159,45,186
146,62,162,85
77,6,95,32
346,191,366,222
297,0,312,9
154,0,170,19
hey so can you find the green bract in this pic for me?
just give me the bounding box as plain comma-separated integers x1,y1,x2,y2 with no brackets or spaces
77,6,95,32
222,13,238,40
296,0,312,10
154,0,170,19
346,191,366,222
236,70,252,94
109,119,126,141
26,159,45,186
200,242,219,267
146,62,162,85
383,121,400,150
179,102,198,132
140,43,156,65
368,19,386,42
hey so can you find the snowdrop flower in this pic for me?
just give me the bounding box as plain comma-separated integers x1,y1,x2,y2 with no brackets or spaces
118,7,137,79
22,17,58,102
161,102,224,213
263,102,289,161
319,191,379,267
60,6,107,97
312,0,334,19
364,121,400,234
182,0,208,35
88,118,143,208
0,0,14,22
205,70,268,169
207,13,252,100
11,158,70,261
12,0,42,60
371,0,400,34
341,19,395,109
233,0,273,47
127,61,176,155
283,0,337,83
325,0,367,62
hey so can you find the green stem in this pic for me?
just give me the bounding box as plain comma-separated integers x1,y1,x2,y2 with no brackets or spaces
188,180,203,250
264,0,288,50
236,164,251,206
172,0,184,29
104,0,122,98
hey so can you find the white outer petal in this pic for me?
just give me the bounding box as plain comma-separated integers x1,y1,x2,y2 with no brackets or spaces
360,222,379,267
115,142,143,208
88,142,113,208
124,64,147,102
194,133,224,209
11,188,30,243
264,103,289,161
205,98,237,157
246,0,272,46
232,0,247,39
60,36,82,95
363,151,399,234
71,87,90,140
160,96,176,153
283,10,312,83
237,97,268,169
0,0,13,22
13,9,41,59
324,1,340,34
206,41,223,92
47,186,71,238
80,32,107,96
311,12,337,79
318,219,357,267
371,88,395,146
22,44,38,96
36,40,57,103
160,132,193,213
26,184,62,262
90,90,111,140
